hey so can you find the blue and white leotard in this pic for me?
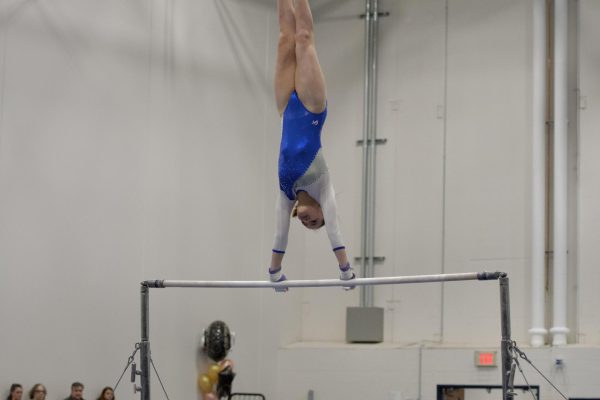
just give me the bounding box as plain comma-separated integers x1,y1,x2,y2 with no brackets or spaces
273,91,345,254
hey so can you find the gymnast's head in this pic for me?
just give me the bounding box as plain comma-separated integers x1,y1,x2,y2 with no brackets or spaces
293,191,325,230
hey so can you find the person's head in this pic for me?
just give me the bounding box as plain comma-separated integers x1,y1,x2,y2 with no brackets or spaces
8,384,23,400
70,383,84,400
96,388,113,400
293,192,325,230
29,384,46,400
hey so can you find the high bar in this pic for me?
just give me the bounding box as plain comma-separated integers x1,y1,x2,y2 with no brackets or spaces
142,271,505,289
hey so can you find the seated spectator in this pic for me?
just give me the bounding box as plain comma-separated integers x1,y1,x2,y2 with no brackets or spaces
96,388,113,400
64,383,84,400
7,384,23,400
28,384,47,400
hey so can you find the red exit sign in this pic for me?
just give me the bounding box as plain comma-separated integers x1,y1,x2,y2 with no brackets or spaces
475,351,497,367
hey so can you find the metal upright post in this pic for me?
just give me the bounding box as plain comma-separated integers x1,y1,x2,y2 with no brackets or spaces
365,0,379,308
359,0,372,308
360,0,380,308
140,284,151,400
499,274,514,400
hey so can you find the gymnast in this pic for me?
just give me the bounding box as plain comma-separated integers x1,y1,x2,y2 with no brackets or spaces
269,0,355,291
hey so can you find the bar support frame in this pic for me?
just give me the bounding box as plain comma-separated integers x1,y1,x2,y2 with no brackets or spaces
140,285,150,400
499,274,514,400
137,271,514,400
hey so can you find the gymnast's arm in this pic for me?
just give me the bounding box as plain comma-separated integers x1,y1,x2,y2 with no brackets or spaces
319,175,349,267
271,190,295,269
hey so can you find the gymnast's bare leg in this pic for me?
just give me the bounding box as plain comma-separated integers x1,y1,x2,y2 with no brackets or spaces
270,0,353,289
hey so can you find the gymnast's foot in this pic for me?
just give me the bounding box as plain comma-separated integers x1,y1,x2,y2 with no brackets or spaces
269,266,288,293
339,262,356,291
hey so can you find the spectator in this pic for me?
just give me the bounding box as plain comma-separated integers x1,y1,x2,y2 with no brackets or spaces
28,384,46,400
96,388,113,400
64,383,84,400
7,384,23,400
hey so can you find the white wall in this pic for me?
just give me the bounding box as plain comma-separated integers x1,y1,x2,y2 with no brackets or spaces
0,0,285,399
2,0,600,400
577,0,600,346
277,345,600,399
277,0,600,398
301,0,532,346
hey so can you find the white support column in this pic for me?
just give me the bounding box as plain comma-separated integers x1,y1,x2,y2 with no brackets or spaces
529,0,548,348
551,0,569,346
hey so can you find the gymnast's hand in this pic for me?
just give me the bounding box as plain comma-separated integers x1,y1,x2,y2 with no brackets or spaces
339,262,356,291
269,266,288,293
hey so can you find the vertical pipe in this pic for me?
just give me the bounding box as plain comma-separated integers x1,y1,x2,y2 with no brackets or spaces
359,0,372,307
529,0,548,348
370,0,380,307
140,285,151,400
499,275,514,400
551,0,569,346
362,0,380,308
360,0,381,308
365,0,377,308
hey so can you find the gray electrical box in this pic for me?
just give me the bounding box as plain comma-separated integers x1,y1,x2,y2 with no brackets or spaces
345,307,384,343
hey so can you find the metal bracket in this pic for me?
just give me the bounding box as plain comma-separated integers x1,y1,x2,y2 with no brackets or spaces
131,361,143,393
354,256,386,263
359,11,391,19
508,363,516,387
356,138,387,146
131,362,138,382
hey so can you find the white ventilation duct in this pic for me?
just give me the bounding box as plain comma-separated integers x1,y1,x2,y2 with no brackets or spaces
551,0,570,346
529,0,548,348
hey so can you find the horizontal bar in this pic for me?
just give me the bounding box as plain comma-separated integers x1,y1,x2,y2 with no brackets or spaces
143,271,504,289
